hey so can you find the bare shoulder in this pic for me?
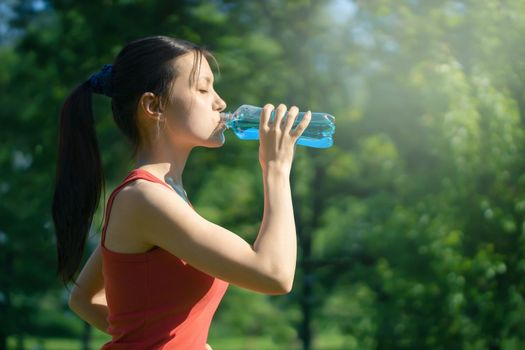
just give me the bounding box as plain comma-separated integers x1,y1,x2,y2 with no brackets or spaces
116,178,175,205
117,178,190,214
104,179,178,253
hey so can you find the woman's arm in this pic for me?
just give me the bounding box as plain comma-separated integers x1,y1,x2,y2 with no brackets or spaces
129,105,310,295
68,244,110,333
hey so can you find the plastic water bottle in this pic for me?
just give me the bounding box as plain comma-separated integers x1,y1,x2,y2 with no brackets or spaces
220,104,336,148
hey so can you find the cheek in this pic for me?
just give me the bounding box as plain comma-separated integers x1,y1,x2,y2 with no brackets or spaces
162,94,192,138
165,100,212,140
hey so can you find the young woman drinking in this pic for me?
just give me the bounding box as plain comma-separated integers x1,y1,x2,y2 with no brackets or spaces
52,35,311,349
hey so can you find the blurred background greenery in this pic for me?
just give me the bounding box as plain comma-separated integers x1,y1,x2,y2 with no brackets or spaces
1,0,525,349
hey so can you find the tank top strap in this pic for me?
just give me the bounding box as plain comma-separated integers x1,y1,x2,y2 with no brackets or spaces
101,168,194,248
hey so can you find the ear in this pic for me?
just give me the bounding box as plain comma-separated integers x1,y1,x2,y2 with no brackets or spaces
139,92,164,121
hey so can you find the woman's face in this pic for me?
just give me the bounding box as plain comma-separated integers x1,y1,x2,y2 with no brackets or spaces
161,51,227,149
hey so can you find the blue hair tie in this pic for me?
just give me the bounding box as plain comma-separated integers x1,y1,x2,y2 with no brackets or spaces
89,64,113,97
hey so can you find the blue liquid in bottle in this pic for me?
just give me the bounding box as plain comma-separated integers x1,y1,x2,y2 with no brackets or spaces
220,105,336,148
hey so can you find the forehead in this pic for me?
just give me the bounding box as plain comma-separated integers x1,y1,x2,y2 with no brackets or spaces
174,51,213,83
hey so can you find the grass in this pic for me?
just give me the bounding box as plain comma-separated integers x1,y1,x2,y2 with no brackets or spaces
7,328,351,350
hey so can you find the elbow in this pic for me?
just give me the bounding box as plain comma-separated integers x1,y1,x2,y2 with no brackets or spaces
68,292,79,311
258,257,295,294
269,280,292,295
68,288,86,312
269,273,294,295
68,295,78,313
279,276,294,294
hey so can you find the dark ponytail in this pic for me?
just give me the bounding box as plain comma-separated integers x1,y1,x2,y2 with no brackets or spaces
52,79,104,287
52,36,219,287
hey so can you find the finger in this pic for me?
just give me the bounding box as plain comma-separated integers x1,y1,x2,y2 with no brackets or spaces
271,103,287,131
291,110,311,139
260,104,274,133
283,105,299,134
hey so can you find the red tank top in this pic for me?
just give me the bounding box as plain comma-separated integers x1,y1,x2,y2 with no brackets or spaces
100,168,229,350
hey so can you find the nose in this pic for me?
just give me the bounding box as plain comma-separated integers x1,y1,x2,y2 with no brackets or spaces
214,93,227,112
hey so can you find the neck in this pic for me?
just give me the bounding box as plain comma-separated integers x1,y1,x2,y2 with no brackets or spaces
134,139,193,189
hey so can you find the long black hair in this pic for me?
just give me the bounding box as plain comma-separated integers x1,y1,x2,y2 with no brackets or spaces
52,35,219,287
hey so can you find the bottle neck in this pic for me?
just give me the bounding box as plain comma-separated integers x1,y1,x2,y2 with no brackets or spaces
220,111,235,129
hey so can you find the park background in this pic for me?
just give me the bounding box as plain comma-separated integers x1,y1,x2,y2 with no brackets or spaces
1,0,525,349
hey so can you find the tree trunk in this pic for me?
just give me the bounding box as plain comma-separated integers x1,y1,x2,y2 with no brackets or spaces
14,334,24,350
81,321,92,350
296,157,325,350
0,293,7,350
0,248,14,350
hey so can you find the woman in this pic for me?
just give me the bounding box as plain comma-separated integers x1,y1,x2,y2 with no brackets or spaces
52,35,311,349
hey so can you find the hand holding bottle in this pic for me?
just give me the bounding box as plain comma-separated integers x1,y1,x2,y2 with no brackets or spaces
258,103,311,176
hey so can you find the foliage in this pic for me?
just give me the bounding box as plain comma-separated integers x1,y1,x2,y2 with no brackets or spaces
1,0,524,349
